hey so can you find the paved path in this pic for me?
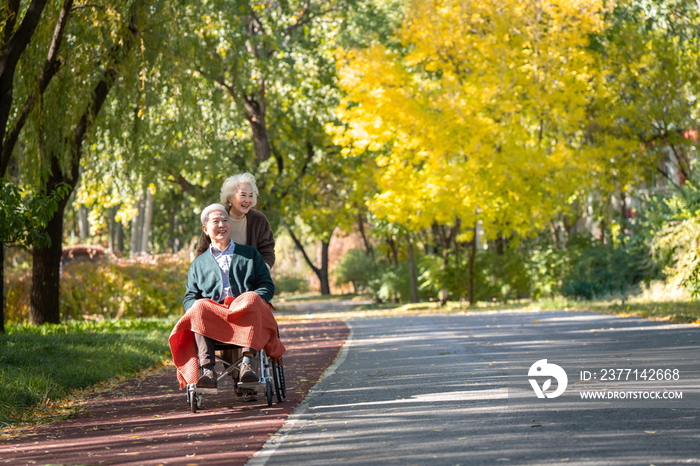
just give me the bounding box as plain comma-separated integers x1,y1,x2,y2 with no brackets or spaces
251,310,700,466
0,320,349,466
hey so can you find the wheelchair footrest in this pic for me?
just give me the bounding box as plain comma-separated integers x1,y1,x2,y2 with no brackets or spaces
237,381,263,389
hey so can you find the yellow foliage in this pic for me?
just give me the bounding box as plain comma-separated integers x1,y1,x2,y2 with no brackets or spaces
332,0,616,237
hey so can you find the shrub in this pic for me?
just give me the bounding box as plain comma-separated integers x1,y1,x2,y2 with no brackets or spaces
334,248,376,293
6,253,189,322
652,216,700,298
559,236,644,300
525,240,570,299
375,262,413,303
418,248,530,303
474,249,531,302
369,257,441,304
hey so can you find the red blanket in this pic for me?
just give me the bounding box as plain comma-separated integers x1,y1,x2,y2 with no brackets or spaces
169,291,285,389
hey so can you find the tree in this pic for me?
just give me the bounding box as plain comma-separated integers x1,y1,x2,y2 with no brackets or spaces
0,0,51,176
0,181,68,331
329,0,620,301
23,0,139,324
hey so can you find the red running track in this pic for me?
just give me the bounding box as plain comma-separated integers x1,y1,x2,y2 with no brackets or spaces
0,320,349,466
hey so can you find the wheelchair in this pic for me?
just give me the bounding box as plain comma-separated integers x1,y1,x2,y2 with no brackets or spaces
186,342,286,413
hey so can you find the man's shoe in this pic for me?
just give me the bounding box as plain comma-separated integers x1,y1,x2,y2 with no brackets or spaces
239,362,258,383
196,366,217,389
244,389,258,401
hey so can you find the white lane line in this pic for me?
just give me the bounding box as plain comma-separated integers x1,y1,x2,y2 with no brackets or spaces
247,321,355,466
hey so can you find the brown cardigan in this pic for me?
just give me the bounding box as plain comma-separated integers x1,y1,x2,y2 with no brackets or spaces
194,208,276,268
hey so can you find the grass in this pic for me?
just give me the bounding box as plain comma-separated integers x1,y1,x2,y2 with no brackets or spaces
535,298,700,323
0,317,177,427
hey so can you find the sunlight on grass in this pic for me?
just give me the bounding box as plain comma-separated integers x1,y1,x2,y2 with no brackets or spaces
0,317,178,428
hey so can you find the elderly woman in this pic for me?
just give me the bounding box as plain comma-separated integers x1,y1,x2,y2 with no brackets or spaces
195,173,275,269
183,203,275,395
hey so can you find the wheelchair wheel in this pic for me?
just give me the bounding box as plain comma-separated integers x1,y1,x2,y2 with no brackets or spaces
266,381,273,407
271,359,285,402
190,391,197,413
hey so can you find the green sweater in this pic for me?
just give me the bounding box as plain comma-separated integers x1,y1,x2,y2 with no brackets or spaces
183,243,275,311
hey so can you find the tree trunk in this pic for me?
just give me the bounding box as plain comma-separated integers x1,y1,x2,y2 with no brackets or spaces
436,219,461,304
30,202,64,324
130,194,144,256
439,247,449,304
620,191,627,244
1,243,5,333
357,211,374,259
223,78,270,165
248,110,271,164
285,223,332,295
141,189,154,253
78,205,89,239
70,204,77,242
495,235,505,255
469,228,476,306
454,237,461,301
387,236,399,268
108,206,117,251
108,209,114,251
172,217,179,252
116,219,124,253
130,208,140,255
405,233,418,303
319,239,330,295
430,222,443,254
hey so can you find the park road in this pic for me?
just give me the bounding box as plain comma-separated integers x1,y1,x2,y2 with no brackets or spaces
250,310,700,466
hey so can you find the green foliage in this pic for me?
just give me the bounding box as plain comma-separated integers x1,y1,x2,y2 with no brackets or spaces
525,240,570,299
415,254,444,296
649,183,700,298
5,254,189,323
334,248,375,293
475,250,531,303
364,232,650,304
0,318,174,425
0,181,70,247
369,258,438,304
417,248,530,303
560,236,644,300
273,274,310,295
373,262,412,303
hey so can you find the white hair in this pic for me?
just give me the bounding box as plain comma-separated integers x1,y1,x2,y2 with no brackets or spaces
200,203,229,225
220,173,259,208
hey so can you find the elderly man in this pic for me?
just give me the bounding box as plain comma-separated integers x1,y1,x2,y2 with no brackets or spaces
183,203,274,394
